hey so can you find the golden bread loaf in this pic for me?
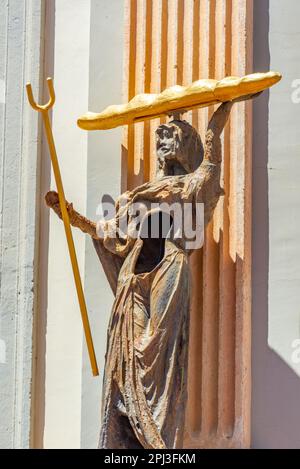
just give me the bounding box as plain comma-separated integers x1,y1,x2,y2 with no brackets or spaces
77,71,281,131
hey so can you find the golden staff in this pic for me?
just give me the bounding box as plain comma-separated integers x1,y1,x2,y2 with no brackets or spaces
26,78,99,377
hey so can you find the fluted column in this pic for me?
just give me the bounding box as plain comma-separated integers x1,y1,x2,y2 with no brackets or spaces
122,0,253,448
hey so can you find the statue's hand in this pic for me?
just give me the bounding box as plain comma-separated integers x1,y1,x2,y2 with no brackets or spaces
45,190,75,222
231,91,263,104
45,190,98,239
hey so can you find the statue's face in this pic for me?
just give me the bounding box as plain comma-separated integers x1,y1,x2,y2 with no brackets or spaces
155,121,203,177
155,124,180,161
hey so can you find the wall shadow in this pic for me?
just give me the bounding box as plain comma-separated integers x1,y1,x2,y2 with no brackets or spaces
31,0,55,449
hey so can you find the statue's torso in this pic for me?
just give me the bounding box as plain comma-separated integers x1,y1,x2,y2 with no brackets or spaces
101,236,190,449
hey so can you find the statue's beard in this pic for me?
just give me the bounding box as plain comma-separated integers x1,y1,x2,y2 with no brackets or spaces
157,153,188,177
156,146,176,160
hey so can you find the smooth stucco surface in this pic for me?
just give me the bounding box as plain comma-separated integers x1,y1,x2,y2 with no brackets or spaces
80,0,124,449
0,0,45,449
43,0,90,449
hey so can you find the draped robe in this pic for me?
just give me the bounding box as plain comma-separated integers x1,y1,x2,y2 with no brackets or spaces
93,160,222,449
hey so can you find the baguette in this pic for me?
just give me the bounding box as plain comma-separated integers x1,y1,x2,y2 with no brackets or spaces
77,71,281,131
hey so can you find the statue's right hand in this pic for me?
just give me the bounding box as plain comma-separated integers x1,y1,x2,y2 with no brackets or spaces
45,191,74,221
45,191,98,239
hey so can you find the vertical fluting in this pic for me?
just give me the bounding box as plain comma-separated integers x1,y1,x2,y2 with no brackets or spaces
216,0,236,439
122,0,252,448
200,0,220,437
124,0,137,190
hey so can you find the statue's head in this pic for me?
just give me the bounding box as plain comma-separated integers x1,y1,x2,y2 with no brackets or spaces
155,120,203,177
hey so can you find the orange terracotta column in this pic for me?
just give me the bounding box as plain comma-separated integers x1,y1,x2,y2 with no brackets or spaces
122,0,253,448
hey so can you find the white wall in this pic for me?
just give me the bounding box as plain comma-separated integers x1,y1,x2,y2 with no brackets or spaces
81,0,124,449
268,0,300,377
41,0,124,448
252,0,300,448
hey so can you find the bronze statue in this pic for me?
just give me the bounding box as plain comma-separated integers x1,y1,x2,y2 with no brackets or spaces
46,93,259,449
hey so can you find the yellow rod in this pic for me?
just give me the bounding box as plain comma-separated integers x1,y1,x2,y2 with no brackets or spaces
27,79,99,376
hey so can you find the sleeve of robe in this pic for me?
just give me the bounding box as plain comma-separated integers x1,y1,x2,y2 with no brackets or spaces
92,192,135,295
92,238,124,295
